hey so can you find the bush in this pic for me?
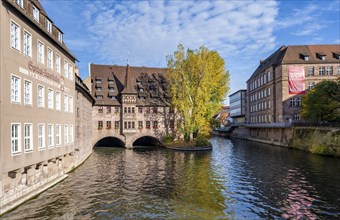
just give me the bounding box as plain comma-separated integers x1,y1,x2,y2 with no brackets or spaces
195,136,210,146
162,135,173,144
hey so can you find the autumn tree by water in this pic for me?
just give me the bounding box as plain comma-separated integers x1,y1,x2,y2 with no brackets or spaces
166,44,230,141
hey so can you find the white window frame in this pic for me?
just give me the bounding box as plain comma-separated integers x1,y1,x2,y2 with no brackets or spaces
33,5,39,22
56,124,61,146
38,123,45,150
46,19,52,33
55,53,61,73
69,124,74,143
325,66,333,75
24,123,33,153
69,64,73,80
48,88,54,109
37,40,44,64
10,20,20,51
47,47,53,69
37,85,45,107
55,91,61,111
64,60,69,78
48,124,54,148
64,124,69,145
23,30,32,57
11,123,21,155
11,74,21,103
16,0,24,8
64,94,69,112
24,80,32,105
58,32,63,43
337,66,340,75
69,96,73,113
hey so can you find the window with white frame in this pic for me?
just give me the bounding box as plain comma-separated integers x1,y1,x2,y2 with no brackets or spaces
69,64,73,80
268,87,271,96
267,71,271,81
64,60,69,78
38,123,45,149
297,97,302,106
47,48,53,69
48,89,53,109
318,67,325,76
48,124,54,148
308,82,315,90
11,123,21,154
307,67,314,76
290,98,296,107
263,74,266,84
69,125,74,143
37,85,44,107
33,5,39,21
58,32,63,43
325,66,333,75
337,66,340,75
268,100,271,109
55,91,61,111
37,41,44,64
11,75,20,103
16,0,23,8
23,31,32,57
56,124,61,146
10,21,20,51
55,54,61,73
69,96,73,113
24,80,32,105
24,124,33,152
64,95,69,112
64,124,69,144
46,19,52,33
293,114,300,120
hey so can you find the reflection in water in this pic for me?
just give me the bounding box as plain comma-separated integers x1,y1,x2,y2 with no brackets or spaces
2,137,340,219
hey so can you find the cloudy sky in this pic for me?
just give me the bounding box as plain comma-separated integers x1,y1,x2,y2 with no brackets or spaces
41,0,340,100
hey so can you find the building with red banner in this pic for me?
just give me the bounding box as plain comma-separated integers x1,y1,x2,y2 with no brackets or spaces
246,44,340,124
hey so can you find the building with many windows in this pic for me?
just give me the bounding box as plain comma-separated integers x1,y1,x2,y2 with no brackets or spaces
0,0,77,213
246,45,340,124
89,64,175,148
229,90,247,123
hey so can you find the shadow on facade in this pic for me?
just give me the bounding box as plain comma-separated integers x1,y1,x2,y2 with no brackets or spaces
133,136,163,148
94,137,125,148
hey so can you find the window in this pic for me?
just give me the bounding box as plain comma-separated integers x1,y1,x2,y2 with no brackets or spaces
33,6,39,21
318,67,325,76
55,91,61,111
293,114,300,120
56,124,61,146
98,121,103,130
95,79,102,83
24,124,33,152
48,124,54,148
55,54,61,73
308,82,315,90
146,121,150,129
38,124,45,149
115,107,120,113
46,19,52,33
11,75,20,103
69,64,73,80
47,48,53,69
153,107,158,114
268,100,271,109
23,31,32,57
268,87,271,96
132,121,135,129
37,85,44,107
37,41,44,64
64,60,69,77
16,0,23,8
10,21,20,51
69,125,74,143
267,72,271,81
307,67,314,76
98,106,103,113
114,121,119,129
69,96,73,113
337,66,340,75
290,98,296,107
64,125,69,144
64,95,69,112
96,86,102,91
58,32,63,43
263,74,266,84
23,80,32,105
11,124,21,154
325,66,333,75
96,95,103,100
48,89,53,109
138,107,143,113
138,121,143,129
297,97,302,106
107,106,111,113
106,121,111,129
153,121,158,129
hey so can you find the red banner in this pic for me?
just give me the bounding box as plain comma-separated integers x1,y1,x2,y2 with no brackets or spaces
288,66,305,94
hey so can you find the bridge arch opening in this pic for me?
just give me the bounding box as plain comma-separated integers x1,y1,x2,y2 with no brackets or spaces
133,136,163,147
94,136,125,148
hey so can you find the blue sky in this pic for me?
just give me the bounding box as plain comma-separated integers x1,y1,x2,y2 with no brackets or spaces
41,0,340,100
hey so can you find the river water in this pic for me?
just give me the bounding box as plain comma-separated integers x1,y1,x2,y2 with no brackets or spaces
2,137,340,219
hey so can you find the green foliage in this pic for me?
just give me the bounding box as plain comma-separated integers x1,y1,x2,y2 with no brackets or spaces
166,44,230,141
301,79,340,122
195,136,210,147
162,134,173,144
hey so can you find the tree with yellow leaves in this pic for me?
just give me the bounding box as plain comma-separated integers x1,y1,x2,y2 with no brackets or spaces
166,44,230,141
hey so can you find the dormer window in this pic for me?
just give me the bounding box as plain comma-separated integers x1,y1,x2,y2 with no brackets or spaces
317,52,326,61
300,53,309,61
333,52,340,60
58,32,63,43
46,19,52,33
16,0,23,8
33,6,39,22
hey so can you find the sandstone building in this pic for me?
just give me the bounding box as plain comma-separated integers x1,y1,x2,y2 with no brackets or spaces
246,45,340,124
88,64,174,148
